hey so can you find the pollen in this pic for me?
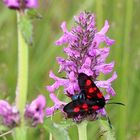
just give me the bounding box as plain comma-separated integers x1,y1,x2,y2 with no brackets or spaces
73,107,80,112
86,79,92,86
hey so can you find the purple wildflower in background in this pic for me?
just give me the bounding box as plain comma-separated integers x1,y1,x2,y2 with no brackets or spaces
46,12,117,121
25,0,38,8
0,95,46,128
3,0,19,9
0,100,20,128
25,95,46,126
3,0,38,10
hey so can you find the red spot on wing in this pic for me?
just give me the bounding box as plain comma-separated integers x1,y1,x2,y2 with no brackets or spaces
82,103,88,111
88,87,96,94
86,79,92,86
97,93,103,98
87,95,92,99
92,105,99,111
73,107,80,113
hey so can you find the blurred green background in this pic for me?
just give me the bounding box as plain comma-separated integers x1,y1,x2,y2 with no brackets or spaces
0,0,140,140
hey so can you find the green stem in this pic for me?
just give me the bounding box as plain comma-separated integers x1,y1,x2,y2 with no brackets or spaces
14,12,29,140
13,127,27,140
49,133,52,140
77,121,87,140
16,12,28,120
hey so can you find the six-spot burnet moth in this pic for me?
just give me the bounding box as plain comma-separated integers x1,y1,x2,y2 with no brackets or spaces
63,73,105,117
63,73,124,126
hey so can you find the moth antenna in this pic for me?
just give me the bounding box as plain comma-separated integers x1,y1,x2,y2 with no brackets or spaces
106,102,125,106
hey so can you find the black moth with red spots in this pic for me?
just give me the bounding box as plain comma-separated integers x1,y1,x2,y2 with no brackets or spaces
63,73,105,118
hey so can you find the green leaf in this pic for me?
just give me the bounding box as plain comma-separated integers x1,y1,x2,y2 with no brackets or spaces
26,9,43,19
18,15,33,45
43,119,71,140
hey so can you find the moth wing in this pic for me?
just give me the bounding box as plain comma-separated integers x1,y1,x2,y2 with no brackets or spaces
78,73,104,100
63,99,98,118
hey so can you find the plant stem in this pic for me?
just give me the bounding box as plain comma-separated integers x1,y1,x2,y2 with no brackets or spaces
14,12,29,140
16,12,28,120
77,121,87,140
49,133,52,140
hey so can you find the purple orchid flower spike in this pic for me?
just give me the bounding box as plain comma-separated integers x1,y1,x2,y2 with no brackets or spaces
0,100,20,128
3,0,38,10
25,95,46,126
46,11,117,122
